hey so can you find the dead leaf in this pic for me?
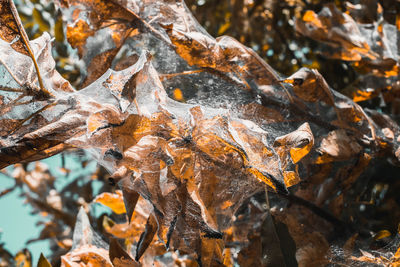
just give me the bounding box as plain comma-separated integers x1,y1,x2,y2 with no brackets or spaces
37,253,52,267
61,208,112,266
316,130,362,163
93,191,126,215
109,238,140,267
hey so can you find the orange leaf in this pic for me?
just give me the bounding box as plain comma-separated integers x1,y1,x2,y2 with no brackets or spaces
94,191,126,215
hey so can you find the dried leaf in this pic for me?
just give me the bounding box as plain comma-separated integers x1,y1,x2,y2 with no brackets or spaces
274,122,314,164
58,0,161,87
37,253,52,267
0,32,75,168
200,238,224,267
135,213,157,261
61,245,113,267
121,185,140,222
61,208,112,266
296,2,399,104
0,0,30,55
102,215,144,241
109,238,140,267
71,207,108,250
283,68,336,105
0,0,56,96
94,191,126,215
374,230,391,241
296,4,372,61
316,130,362,164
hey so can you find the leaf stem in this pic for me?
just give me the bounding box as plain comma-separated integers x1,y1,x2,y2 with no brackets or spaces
278,191,351,234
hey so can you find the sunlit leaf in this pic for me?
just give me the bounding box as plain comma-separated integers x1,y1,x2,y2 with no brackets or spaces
93,191,126,215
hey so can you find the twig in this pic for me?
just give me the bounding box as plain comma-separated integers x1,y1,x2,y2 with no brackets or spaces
277,191,351,234
0,85,25,93
0,93,26,114
0,186,16,197
159,69,204,81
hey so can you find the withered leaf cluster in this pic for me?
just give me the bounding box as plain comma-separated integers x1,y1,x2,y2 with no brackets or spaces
0,0,400,266
296,2,399,104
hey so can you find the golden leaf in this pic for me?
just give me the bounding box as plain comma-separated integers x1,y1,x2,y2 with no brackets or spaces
94,191,126,215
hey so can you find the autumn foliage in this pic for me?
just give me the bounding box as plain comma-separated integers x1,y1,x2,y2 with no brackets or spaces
1,0,400,266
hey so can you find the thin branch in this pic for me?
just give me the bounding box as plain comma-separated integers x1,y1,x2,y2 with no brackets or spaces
277,192,351,234
159,69,204,81
99,19,127,30
1,93,26,109
147,14,161,25
0,85,25,93
9,100,32,106
0,186,16,197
